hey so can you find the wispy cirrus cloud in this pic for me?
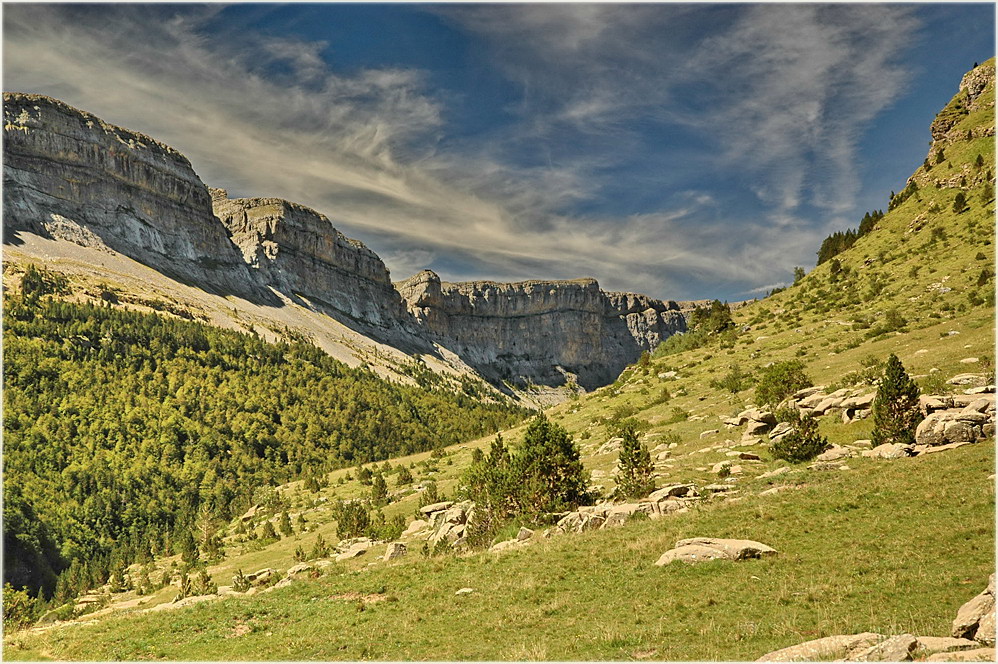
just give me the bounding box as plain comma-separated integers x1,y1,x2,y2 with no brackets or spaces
3,4,922,299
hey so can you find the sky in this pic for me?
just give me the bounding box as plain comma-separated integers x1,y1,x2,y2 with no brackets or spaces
3,3,994,301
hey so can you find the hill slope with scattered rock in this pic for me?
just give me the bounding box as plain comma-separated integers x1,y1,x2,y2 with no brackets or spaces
3,61,995,662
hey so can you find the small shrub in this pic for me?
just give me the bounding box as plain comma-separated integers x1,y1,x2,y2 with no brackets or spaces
770,412,828,463
755,360,812,406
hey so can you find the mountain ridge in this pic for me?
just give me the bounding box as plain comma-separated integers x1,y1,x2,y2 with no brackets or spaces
2,92,691,400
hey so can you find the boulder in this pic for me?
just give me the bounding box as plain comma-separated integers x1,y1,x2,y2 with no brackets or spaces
723,415,749,427
402,519,430,538
759,467,791,479
953,575,996,643
799,392,830,409
862,443,914,459
813,397,845,414
915,637,982,657
602,503,643,529
383,542,407,561
285,563,314,578
757,633,885,661
455,587,474,595
597,437,624,455
817,445,853,462
841,393,876,410
948,374,988,387
335,545,367,562
648,484,695,501
926,648,996,662
746,419,776,436
655,537,776,565
769,422,793,442
700,429,720,439
516,527,534,542
852,633,917,661
419,501,453,516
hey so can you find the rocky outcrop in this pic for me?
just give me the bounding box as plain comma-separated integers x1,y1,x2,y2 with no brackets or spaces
3,93,255,297
655,537,777,566
211,192,409,327
395,270,687,390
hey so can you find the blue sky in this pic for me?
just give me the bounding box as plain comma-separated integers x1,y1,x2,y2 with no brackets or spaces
3,3,994,301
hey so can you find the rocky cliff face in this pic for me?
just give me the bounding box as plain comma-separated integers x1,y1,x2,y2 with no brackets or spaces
395,270,686,389
3,93,255,297
211,191,409,328
3,92,688,394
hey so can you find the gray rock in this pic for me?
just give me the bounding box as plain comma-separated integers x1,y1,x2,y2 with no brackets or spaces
817,445,854,462
925,648,997,661
757,633,885,662
862,443,914,459
656,537,776,565
383,542,407,561
419,501,454,516
953,575,996,643
852,634,917,661
915,636,982,656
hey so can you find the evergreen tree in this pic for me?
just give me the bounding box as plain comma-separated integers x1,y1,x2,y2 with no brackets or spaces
512,416,593,516
612,421,655,500
370,473,389,506
954,191,967,213
309,534,329,560
278,511,293,537
396,465,413,485
177,529,199,568
872,354,923,447
259,521,279,541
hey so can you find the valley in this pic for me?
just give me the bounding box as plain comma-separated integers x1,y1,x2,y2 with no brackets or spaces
1,34,995,664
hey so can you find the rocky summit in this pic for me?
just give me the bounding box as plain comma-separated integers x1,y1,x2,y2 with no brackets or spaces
2,92,690,397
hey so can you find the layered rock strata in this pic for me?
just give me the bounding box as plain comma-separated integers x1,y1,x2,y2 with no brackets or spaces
3,92,687,392
211,191,409,328
3,93,255,297
395,270,686,389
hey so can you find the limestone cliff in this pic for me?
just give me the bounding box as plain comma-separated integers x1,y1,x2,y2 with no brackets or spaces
395,270,686,390
211,191,408,328
3,92,689,395
2,93,254,296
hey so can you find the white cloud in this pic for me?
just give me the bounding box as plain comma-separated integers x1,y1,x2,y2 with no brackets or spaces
3,4,920,300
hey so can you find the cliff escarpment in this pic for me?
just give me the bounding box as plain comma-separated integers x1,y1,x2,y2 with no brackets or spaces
395,270,686,389
210,191,409,328
2,93,255,297
2,92,688,395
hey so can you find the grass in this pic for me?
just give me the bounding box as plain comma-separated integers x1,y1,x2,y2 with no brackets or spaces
5,441,993,660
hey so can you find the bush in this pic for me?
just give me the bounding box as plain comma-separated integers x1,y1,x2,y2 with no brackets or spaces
755,360,812,406
333,501,370,540
232,569,251,593
872,354,923,447
709,363,752,394
770,412,828,463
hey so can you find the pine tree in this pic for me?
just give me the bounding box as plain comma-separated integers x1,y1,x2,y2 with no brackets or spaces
278,510,293,537
370,473,389,506
954,191,967,213
396,465,413,485
872,354,923,446
613,422,655,500
513,416,593,516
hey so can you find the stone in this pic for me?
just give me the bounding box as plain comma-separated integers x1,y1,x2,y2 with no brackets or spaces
915,636,982,656
817,445,853,462
335,545,367,562
699,429,720,439
862,443,914,459
516,527,534,542
769,422,793,442
953,575,996,642
759,467,791,479
949,374,988,387
926,648,996,662
757,633,885,661
841,393,876,410
739,452,761,461
799,392,830,409
746,419,776,436
383,542,407,561
648,484,694,501
455,587,474,595
656,537,776,565
419,501,454,516
597,437,624,455
852,633,917,661
712,460,733,474
285,563,314,577
961,357,981,364
759,486,790,496
402,519,430,538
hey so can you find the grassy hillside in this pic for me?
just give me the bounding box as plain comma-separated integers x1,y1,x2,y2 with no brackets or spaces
4,62,994,662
